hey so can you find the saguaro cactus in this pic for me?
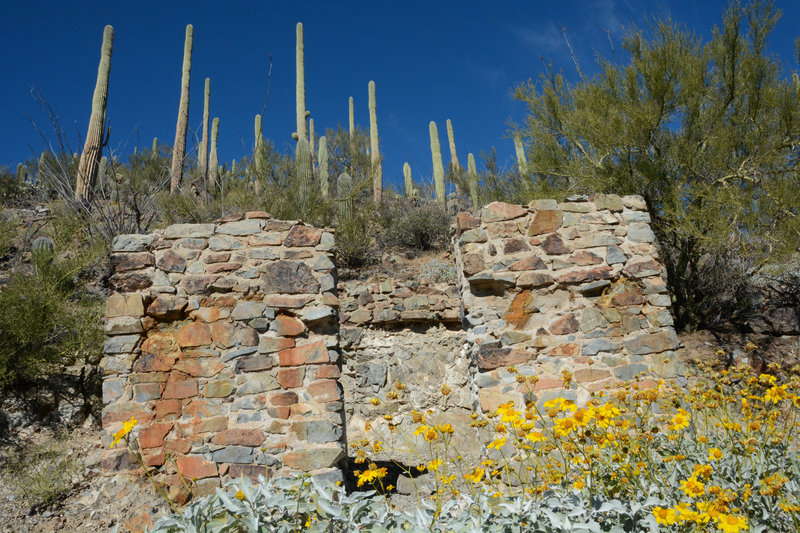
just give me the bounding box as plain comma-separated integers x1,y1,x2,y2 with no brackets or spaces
468,153,479,209
16,163,27,182
446,119,460,173
31,236,55,275
514,135,528,175
254,114,264,195
348,97,354,142
296,137,313,201
403,162,413,197
368,81,382,204
429,121,446,205
309,118,315,158
76,25,113,202
170,24,194,194
198,77,210,182
208,117,219,192
151,137,158,159
318,135,329,198
337,172,353,221
293,22,307,142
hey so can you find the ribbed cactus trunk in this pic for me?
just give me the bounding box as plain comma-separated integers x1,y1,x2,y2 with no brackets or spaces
446,119,460,172
198,77,210,183
16,163,26,182
152,138,158,159
429,121,446,206
170,24,193,194
368,81,382,204
468,153,479,209
254,114,264,195
514,135,528,175
337,172,353,221
318,136,329,198
309,118,316,161
294,22,307,142
208,117,219,193
75,25,113,202
348,97,354,143
296,137,313,201
403,162,413,197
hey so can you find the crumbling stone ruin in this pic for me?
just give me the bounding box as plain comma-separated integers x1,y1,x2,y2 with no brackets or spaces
101,195,682,489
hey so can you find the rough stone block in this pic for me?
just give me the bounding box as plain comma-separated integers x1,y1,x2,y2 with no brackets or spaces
282,447,344,471
176,456,218,479
279,341,329,366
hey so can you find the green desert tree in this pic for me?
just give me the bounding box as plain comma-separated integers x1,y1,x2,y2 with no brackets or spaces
514,1,800,330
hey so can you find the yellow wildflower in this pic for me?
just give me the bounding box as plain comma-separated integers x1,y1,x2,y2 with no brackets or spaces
652,507,677,526
464,467,484,483
763,385,788,404
487,437,506,450
356,463,388,487
708,448,723,461
669,408,691,431
437,423,454,434
427,458,443,471
370,397,381,406
110,416,137,448
717,514,748,533
235,489,245,500
680,477,706,498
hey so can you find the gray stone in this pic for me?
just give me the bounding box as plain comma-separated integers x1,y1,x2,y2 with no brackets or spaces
212,446,254,464
622,211,651,223
112,234,154,252
593,194,623,211
397,473,434,495
102,379,128,403
501,331,532,345
176,238,209,250
474,373,501,388
580,308,609,332
237,374,280,394
103,335,140,354
614,363,649,381
312,255,335,271
647,294,672,307
579,280,611,294
222,347,258,362
249,248,278,260
164,224,215,239
459,228,488,244
622,195,647,210
627,224,655,243
302,306,336,323
606,246,627,265
582,339,620,356
649,309,674,327
624,330,680,355
209,235,243,251
293,420,343,443
318,231,335,250
261,261,320,294
104,317,143,335
217,219,262,236
529,199,558,210
232,301,266,320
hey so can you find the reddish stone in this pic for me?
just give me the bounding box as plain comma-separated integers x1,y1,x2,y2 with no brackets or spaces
263,295,315,308
533,378,563,391
269,406,291,419
556,266,612,284
273,315,306,337
270,391,298,406
192,415,228,434
156,250,186,273
206,262,243,274
528,210,562,235
456,212,480,233
549,313,579,335
245,211,270,219
549,343,581,356
143,450,166,467
569,251,603,265
313,365,341,379
109,272,152,292
482,202,527,222
205,252,231,264
477,346,529,371
110,252,155,272
146,296,188,320
284,225,323,247
258,337,295,354
162,379,198,399
284,249,313,259
279,340,329,366
504,291,534,330
211,323,258,349
541,234,573,255
462,254,485,276
248,233,283,246
181,275,219,295
278,367,305,389
211,429,266,446
176,456,218,479
133,352,178,373
509,256,548,271
307,380,340,403
624,259,662,278
165,438,195,454
139,422,173,449
141,333,178,355
574,369,612,383
176,322,212,347
102,409,154,427
184,398,224,417
503,238,529,254
154,399,182,420
174,359,225,377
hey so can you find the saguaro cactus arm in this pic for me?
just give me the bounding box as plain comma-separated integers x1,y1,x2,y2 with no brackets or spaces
514,135,528,175
446,119,460,172
430,121,446,205
208,117,219,192
468,153,479,209
294,22,307,142
349,97,355,142
368,81,382,204
76,25,113,202
170,24,194,194
403,162,413,197
198,77,210,182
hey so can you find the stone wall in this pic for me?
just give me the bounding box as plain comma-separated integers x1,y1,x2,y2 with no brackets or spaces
101,213,345,495
454,196,682,412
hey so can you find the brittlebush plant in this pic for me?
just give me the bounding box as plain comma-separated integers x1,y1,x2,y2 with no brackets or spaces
354,361,800,532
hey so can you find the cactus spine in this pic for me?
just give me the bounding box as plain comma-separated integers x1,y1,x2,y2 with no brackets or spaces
208,117,219,192
368,81,382,204
403,162,413,197
468,153,479,209
514,135,528,175
170,24,194,194
337,172,353,221
318,135,329,198
429,121,446,205
294,22,307,142
296,137,313,201
198,77,210,182
76,25,113,202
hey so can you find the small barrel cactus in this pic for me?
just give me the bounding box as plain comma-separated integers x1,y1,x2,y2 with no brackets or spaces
31,236,55,275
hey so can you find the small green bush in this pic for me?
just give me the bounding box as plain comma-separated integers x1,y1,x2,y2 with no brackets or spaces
1,435,80,508
336,214,376,270
419,259,457,284
380,200,451,253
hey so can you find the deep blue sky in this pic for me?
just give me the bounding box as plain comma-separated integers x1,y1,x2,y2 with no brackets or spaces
2,1,798,191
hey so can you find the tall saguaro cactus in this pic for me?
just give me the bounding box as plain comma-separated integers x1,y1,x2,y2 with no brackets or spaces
198,77,210,182
296,137,313,201
468,153,479,209
293,22,307,142
309,118,315,157
152,138,158,160
170,24,194,194
514,135,528,175
446,119,460,173
429,121,446,205
348,97,354,143
318,136,329,198
403,162,413,197
208,117,219,193
254,114,264,195
368,81,382,204
337,172,353,221
76,25,113,202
